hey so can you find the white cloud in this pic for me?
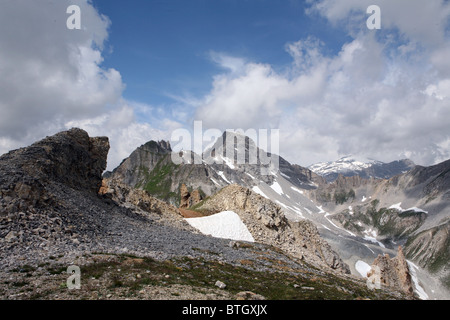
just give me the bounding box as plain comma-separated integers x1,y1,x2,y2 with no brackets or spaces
0,0,120,146
64,100,183,170
192,2,450,166
209,51,247,75
308,0,450,45
0,0,180,170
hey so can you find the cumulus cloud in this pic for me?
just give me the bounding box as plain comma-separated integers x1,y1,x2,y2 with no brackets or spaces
0,0,119,138
193,1,450,166
0,0,178,170
65,100,182,170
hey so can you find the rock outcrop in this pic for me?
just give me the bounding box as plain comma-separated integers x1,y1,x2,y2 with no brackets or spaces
0,128,116,268
191,184,351,274
0,128,109,213
367,246,414,295
101,178,184,223
179,184,203,209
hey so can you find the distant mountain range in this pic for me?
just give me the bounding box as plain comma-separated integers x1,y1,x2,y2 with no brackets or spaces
308,155,416,182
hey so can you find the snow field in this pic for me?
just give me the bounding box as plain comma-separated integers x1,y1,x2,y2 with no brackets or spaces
185,211,255,242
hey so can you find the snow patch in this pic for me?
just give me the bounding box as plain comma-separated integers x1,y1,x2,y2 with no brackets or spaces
389,202,404,211
355,260,372,278
324,212,356,236
389,202,428,214
252,186,269,199
221,156,235,169
185,211,255,242
270,181,284,195
245,172,256,180
210,178,220,186
217,171,231,184
406,207,428,213
290,186,304,195
275,200,288,209
364,244,375,254
363,235,385,248
289,205,304,218
407,261,429,300
280,172,290,179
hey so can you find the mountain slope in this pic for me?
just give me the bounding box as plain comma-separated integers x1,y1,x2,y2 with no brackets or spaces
309,158,450,294
108,140,228,205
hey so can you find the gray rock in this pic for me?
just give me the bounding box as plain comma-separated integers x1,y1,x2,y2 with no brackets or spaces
215,280,227,289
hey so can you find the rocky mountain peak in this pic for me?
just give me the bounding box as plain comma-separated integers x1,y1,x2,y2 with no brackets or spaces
203,130,260,165
142,140,172,153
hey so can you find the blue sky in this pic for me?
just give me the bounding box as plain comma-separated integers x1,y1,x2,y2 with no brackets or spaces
93,0,349,111
0,0,449,170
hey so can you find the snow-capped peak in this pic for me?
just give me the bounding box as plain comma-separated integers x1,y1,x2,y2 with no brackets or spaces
308,155,382,176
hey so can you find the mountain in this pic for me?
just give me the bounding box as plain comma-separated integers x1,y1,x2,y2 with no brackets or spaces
101,128,450,298
107,130,323,206
310,158,450,295
309,155,415,182
1,128,410,300
107,139,227,205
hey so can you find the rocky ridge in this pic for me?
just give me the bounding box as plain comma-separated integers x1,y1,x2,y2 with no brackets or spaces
190,184,351,274
108,140,226,205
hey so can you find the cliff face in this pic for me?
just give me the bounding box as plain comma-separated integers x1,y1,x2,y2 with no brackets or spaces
111,140,172,187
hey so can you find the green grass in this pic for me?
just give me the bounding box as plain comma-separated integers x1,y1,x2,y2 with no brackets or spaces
68,253,406,300
7,252,410,300
136,155,180,204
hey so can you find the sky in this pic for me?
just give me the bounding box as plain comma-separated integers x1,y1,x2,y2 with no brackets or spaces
0,0,449,171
